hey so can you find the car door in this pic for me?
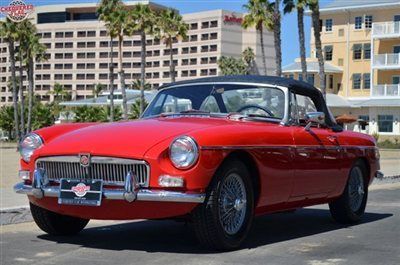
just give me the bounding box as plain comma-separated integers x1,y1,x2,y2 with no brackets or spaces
290,93,342,198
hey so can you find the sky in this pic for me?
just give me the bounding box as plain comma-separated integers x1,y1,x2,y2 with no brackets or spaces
0,0,335,66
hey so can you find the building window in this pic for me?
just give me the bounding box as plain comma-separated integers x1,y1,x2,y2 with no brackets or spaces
355,16,363,29
365,15,373,29
352,73,361,89
328,75,334,89
307,74,314,85
378,115,393,133
363,43,371,59
324,45,333,61
325,19,333,32
353,44,362,60
363,73,370,89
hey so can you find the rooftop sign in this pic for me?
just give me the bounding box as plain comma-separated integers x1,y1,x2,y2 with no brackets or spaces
0,0,34,22
223,14,243,25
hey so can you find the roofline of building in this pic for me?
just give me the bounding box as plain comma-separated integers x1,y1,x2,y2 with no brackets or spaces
305,2,400,15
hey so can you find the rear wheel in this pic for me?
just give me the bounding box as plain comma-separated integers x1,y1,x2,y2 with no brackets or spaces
30,203,89,235
329,161,368,224
192,159,254,250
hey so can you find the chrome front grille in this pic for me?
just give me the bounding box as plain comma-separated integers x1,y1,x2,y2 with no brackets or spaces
36,156,149,187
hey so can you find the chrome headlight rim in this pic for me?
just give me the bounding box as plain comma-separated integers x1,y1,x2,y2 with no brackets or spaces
19,133,43,163
169,135,199,170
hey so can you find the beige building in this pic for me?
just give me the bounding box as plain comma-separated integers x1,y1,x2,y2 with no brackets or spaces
283,0,400,137
0,1,275,105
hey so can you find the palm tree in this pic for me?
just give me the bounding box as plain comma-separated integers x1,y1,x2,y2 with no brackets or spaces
283,0,308,81
308,0,326,97
0,18,20,140
15,20,36,136
156,9,188,83
273,0,282,77
97,0,121,122
242,47,256,74
130,4,156,114
242,0,272,76
92,83,105,99
48,83,70,101
131,79,151,91
109,4,133,120
22,21,47,133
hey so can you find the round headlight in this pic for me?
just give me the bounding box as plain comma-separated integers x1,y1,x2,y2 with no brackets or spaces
169,136,199,169
19,133,43,162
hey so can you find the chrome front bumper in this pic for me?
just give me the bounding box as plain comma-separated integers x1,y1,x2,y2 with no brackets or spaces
14,169,205,204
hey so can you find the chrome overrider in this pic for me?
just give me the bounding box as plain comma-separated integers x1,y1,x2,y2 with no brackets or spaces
14,169,206,203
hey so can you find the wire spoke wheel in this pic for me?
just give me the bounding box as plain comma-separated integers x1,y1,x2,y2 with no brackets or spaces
218,173,247,235
348,167,365,212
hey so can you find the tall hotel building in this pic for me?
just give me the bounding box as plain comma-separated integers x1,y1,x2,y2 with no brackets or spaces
283,0,400,137
0,1,275,105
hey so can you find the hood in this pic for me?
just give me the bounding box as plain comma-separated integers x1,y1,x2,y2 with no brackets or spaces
34,117,228,159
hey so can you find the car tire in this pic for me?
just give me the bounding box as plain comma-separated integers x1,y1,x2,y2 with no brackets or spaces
329,161,368,224
30,203,89,235
192,159,254,250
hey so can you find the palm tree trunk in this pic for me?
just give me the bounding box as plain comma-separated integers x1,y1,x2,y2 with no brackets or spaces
18,48,25,136
297,7,307,81
169,40,175,83
259,27,268,76
140,30,146,114
274,0,282,77
109,36,115,122
8,40,19,140
118,34,127,120
311,5,326,98
27,57,34,133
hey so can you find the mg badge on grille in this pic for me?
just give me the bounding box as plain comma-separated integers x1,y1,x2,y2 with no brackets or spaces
79,154,91,168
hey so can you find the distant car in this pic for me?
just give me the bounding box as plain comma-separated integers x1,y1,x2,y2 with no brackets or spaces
15,76,382,250
0,135,9,141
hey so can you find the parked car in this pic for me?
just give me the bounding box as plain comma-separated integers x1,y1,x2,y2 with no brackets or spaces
14,76,381,250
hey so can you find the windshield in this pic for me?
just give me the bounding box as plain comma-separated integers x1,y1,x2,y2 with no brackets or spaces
142,84,286,120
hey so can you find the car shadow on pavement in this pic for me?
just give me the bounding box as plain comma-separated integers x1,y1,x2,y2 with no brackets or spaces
38,208,392,253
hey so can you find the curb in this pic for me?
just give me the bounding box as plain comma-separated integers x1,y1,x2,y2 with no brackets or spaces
0,206,32,226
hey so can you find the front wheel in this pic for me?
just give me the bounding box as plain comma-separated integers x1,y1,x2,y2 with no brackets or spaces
30,203,89,235
329,161,368,224
192,159,254,250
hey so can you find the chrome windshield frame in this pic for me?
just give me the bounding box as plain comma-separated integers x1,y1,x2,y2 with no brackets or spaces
142,82,290,124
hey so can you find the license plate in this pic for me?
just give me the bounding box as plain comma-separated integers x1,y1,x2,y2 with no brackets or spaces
58,179,103,206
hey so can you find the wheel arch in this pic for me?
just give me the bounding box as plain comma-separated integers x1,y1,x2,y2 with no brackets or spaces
355,157,371,185
219,150,261,207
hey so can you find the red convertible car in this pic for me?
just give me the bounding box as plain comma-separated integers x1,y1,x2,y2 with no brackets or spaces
15,76,382,250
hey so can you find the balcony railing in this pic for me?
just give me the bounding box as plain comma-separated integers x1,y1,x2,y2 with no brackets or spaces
372,21,400,38
372,84,400,97
373,53,400,68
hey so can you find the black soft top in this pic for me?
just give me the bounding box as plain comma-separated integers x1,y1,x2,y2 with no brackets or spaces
159,75,339,128
159,75,320,96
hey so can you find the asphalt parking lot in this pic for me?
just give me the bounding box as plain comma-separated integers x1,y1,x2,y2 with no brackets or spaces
1,183,399,265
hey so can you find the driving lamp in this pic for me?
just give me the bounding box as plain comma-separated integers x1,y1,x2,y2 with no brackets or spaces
19,133,43,162
169,136,199,169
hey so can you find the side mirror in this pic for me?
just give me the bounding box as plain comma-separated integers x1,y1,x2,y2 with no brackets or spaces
304,112,325,131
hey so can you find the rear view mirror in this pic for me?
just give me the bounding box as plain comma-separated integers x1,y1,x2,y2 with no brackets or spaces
305,112,325,131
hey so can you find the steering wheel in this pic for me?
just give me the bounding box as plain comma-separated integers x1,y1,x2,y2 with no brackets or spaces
236,105,274,117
